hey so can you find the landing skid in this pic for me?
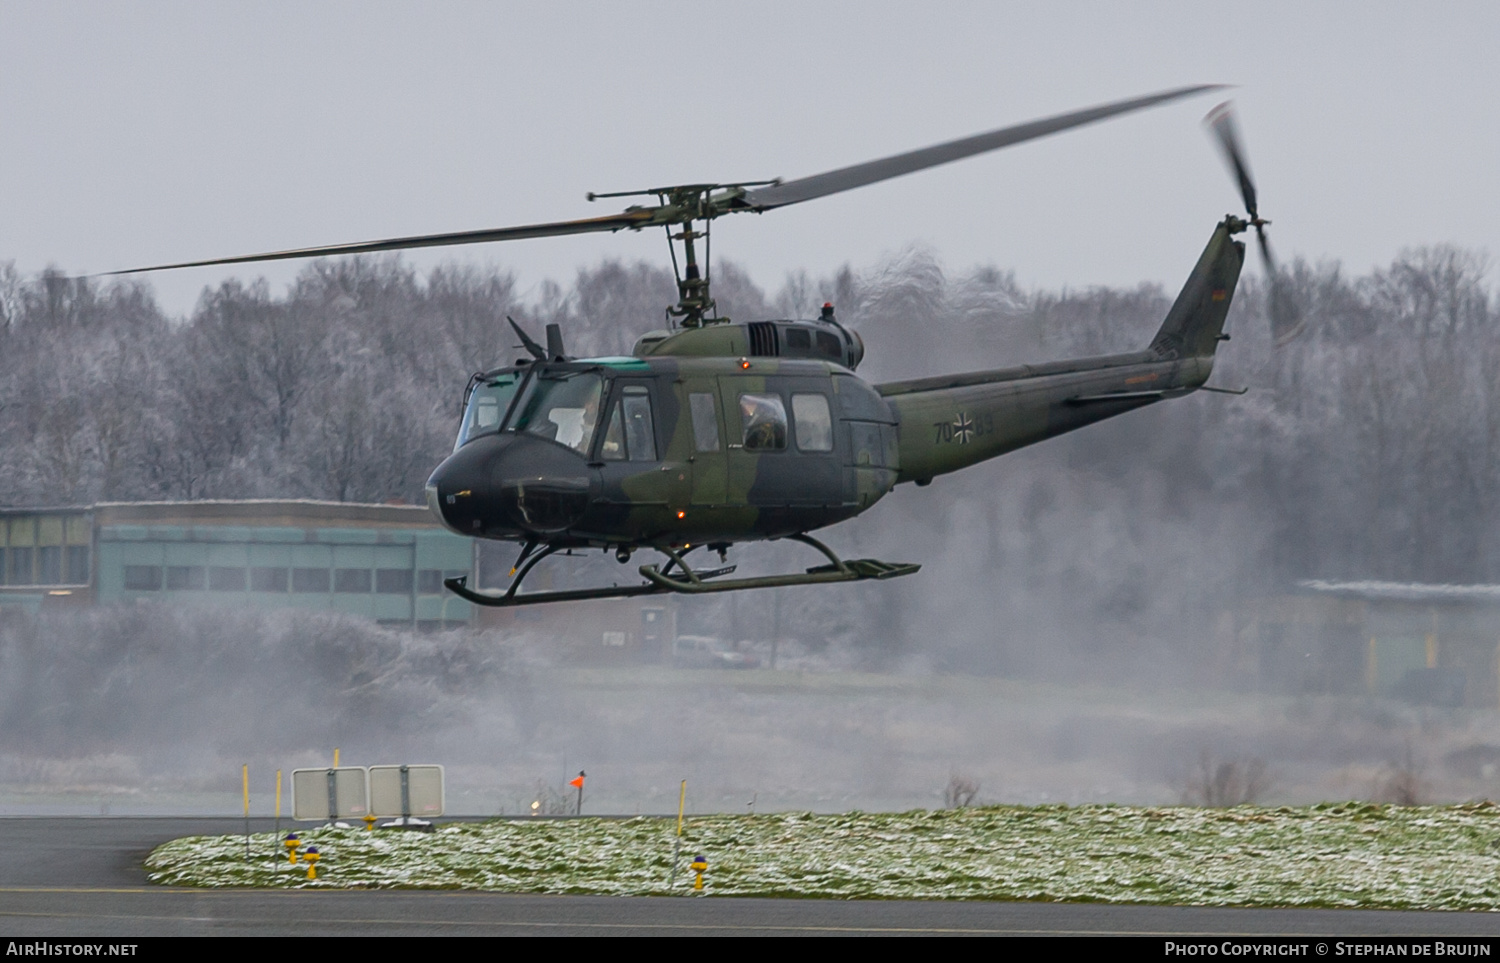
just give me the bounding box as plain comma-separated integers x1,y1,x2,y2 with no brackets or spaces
444,533,920,608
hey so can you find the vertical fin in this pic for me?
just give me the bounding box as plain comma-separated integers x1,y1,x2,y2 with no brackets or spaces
1148,219,1246,360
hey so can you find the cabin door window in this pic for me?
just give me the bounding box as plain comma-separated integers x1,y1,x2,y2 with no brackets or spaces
600,385,658,462
791,394,833,452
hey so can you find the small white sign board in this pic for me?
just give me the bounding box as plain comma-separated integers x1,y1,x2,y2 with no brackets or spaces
369,764,445,818
292,767,369,821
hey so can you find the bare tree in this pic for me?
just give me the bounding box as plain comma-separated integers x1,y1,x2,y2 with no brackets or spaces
944,773,981,809
1183,750,1274,807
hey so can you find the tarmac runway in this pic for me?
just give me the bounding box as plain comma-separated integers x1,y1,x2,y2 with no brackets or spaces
4,817,1500,937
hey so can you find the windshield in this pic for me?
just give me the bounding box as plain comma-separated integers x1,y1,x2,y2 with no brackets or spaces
455,372,523,450
504,371,605,455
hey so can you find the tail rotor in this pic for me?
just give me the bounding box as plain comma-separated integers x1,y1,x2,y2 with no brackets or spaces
1205,102,1304,345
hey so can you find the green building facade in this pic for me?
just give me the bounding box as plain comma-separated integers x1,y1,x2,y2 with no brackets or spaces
0,500,474,629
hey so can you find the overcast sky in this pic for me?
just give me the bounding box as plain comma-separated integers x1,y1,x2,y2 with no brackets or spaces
1,1,1495,317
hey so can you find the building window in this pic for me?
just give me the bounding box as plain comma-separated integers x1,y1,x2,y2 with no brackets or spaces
335,568,371,593
209,566,246,591
251,567,289,592
66,546,89,585
166,566,205,590
418,569,444,595
8,547,33,586
376,569,413,594
38,547,62,585
124,565,162,591
292,568,330,593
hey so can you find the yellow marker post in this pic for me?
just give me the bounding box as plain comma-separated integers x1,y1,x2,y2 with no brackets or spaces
668,779,688,890
333,747,340,769
242,764,250,860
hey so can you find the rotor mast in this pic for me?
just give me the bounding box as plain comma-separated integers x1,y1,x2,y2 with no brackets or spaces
588,181,778,328
667,195,713,327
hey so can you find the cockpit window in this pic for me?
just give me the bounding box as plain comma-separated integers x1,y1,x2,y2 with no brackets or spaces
505,372,605,454
739,392,787,451
455,372,522,450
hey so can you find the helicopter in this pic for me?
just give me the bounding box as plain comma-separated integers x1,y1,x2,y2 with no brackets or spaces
109,85,1293,607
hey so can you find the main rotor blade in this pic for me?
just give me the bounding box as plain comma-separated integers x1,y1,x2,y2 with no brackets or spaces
102,84,1223,278
1204,101,1258,220
103,210,655,276
740,85,1225,211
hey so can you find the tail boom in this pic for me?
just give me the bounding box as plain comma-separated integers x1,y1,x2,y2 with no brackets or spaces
877,218,1244,484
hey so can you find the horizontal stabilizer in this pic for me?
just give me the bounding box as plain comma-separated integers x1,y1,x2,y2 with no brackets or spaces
1065,388,1186,405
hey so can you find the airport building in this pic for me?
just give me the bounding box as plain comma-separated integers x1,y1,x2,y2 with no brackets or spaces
1242,580,1500,708
0,500,475,630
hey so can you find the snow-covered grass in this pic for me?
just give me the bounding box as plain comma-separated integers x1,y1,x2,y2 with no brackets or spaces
146,802,1500,909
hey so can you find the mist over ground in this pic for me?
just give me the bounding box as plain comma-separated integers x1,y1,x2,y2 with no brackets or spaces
2,244,1497,812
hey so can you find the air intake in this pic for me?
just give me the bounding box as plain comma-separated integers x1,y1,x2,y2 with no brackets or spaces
747,322,779,357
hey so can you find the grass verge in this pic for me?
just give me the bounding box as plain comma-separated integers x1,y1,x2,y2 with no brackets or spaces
146,803,1500,909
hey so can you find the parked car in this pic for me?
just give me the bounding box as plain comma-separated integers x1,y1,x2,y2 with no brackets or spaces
671,635,761,669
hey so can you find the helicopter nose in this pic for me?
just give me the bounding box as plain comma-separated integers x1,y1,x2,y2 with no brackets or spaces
490,436,593,534
427,433,593,537
427,435,504,536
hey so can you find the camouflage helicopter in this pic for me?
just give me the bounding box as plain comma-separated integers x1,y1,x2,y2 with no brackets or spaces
113,86,1292,607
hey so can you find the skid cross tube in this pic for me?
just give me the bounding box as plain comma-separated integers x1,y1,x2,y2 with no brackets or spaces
639,532,919,594
445,534,920,607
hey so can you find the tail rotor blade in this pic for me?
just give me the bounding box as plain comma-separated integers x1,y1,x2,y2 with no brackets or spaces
1205,102,1258,221
1255,226,1305,346
1254,221,1277,278
1206,101,1305,345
